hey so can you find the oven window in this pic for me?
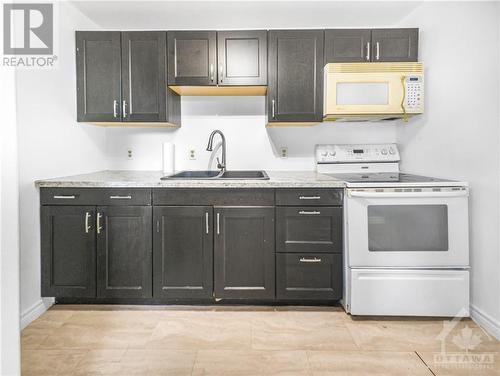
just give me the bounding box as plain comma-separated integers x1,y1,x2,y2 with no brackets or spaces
367,205,449,252
336,83,389,105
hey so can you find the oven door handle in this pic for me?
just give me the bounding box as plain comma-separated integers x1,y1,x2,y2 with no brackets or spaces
348,190,468,198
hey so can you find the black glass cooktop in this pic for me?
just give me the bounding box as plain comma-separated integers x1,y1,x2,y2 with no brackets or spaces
326,172,453,184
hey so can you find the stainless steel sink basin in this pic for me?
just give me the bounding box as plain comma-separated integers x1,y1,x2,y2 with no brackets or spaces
162,170,269,180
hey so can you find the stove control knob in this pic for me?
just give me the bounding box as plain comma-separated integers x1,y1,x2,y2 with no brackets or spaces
321,151,328,157
389,147,395,155
381,149,388,155
328,151,336,157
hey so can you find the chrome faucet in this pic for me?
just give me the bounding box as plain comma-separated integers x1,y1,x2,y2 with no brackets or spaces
206,130,226,174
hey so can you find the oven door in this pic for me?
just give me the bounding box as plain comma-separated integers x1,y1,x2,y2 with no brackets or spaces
346,188,469,267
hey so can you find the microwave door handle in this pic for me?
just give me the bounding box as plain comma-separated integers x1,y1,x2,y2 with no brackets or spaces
348,190,469,199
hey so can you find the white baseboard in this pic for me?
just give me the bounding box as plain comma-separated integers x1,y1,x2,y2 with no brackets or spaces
470,304,500,340
20,298,54,330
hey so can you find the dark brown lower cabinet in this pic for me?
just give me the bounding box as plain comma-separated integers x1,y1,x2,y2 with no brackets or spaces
41,206,96,297
96,206,152,298
277,253,342,300
214,207,275,299
153,206,213,299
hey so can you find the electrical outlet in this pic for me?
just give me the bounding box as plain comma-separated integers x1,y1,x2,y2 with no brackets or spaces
127,148,133,160
189,149,197,160
280,147,288,158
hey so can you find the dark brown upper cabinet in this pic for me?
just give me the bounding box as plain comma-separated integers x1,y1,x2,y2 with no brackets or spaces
324,29,372,63
167,31,217,86
325,28,418,64
267,30,324,123
371,28,418,62
76,31,122,122
217,30,267,86
76,31,180,125
121,31,167,122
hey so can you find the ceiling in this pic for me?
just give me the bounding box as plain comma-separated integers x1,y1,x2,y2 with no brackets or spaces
70,1,422,30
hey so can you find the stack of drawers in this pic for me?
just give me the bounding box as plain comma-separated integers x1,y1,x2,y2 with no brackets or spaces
275,188,343,301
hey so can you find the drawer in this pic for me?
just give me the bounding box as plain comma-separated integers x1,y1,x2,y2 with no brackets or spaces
277,253,342,300
276,189,342,206
41,188,151,206
276,206,342,253
153,188,275,206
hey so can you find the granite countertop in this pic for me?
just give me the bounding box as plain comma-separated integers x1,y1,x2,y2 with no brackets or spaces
35,170,346,188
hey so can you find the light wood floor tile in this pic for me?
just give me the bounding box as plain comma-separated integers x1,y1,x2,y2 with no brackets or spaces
192,349,311,376
122,349,196,376
307,350,432,376
73,349,126,375
251,312,358,351
22,349,87,376
147,312,252,350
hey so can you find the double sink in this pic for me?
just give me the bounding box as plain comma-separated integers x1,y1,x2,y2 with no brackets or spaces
162,170,269,180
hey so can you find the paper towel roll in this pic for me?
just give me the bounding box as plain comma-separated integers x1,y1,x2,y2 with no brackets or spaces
162,142,175,175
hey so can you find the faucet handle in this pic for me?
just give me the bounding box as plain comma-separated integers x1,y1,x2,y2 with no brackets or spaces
216,157,222,169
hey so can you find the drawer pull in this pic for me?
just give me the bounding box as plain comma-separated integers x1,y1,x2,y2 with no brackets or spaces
109,195,132,199
299,196,321,200
300,257,322,263
298,210,321,215
53,195,76,199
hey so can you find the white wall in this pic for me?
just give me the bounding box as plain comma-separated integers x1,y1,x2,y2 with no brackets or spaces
16,2,105,327
0,66,21,376
106,97,397,171
397,2,500,336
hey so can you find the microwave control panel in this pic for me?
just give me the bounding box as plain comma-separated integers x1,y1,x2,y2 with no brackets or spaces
316,144,400,164
405,75,424,113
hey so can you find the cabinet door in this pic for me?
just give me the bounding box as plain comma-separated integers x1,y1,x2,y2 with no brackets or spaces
277,253,342,300
214,207,275,299
41,206,96,297
276,207,342,253
167,31,217,86
324,29,371,63
76,31,122,122
268,30,324,122
217,30,267,86
96,206,152,298
371,28,418,62
153,206,213,299
121,31,167,122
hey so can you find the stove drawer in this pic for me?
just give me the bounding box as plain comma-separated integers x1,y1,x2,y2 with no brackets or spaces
277,253,342,300
276,206,342,253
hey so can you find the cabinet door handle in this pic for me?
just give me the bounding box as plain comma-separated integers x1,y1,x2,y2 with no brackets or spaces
216,213,220,235
113,100,118,118
122,100,127,117
376,42,380,60
271,99,276,119
205,212,209,234
299,211,321,215
300,257,322,263
109,195,132,199
53,195,76,199
299,196,321,200
219,63,223,83
85,212,91,233
96,213,103,234
210,64,214,82
366,42,370,61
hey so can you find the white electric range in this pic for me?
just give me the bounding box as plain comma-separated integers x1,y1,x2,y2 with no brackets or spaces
316,144,470,317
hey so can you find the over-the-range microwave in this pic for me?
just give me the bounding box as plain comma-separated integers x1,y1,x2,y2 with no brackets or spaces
323,62,424,122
